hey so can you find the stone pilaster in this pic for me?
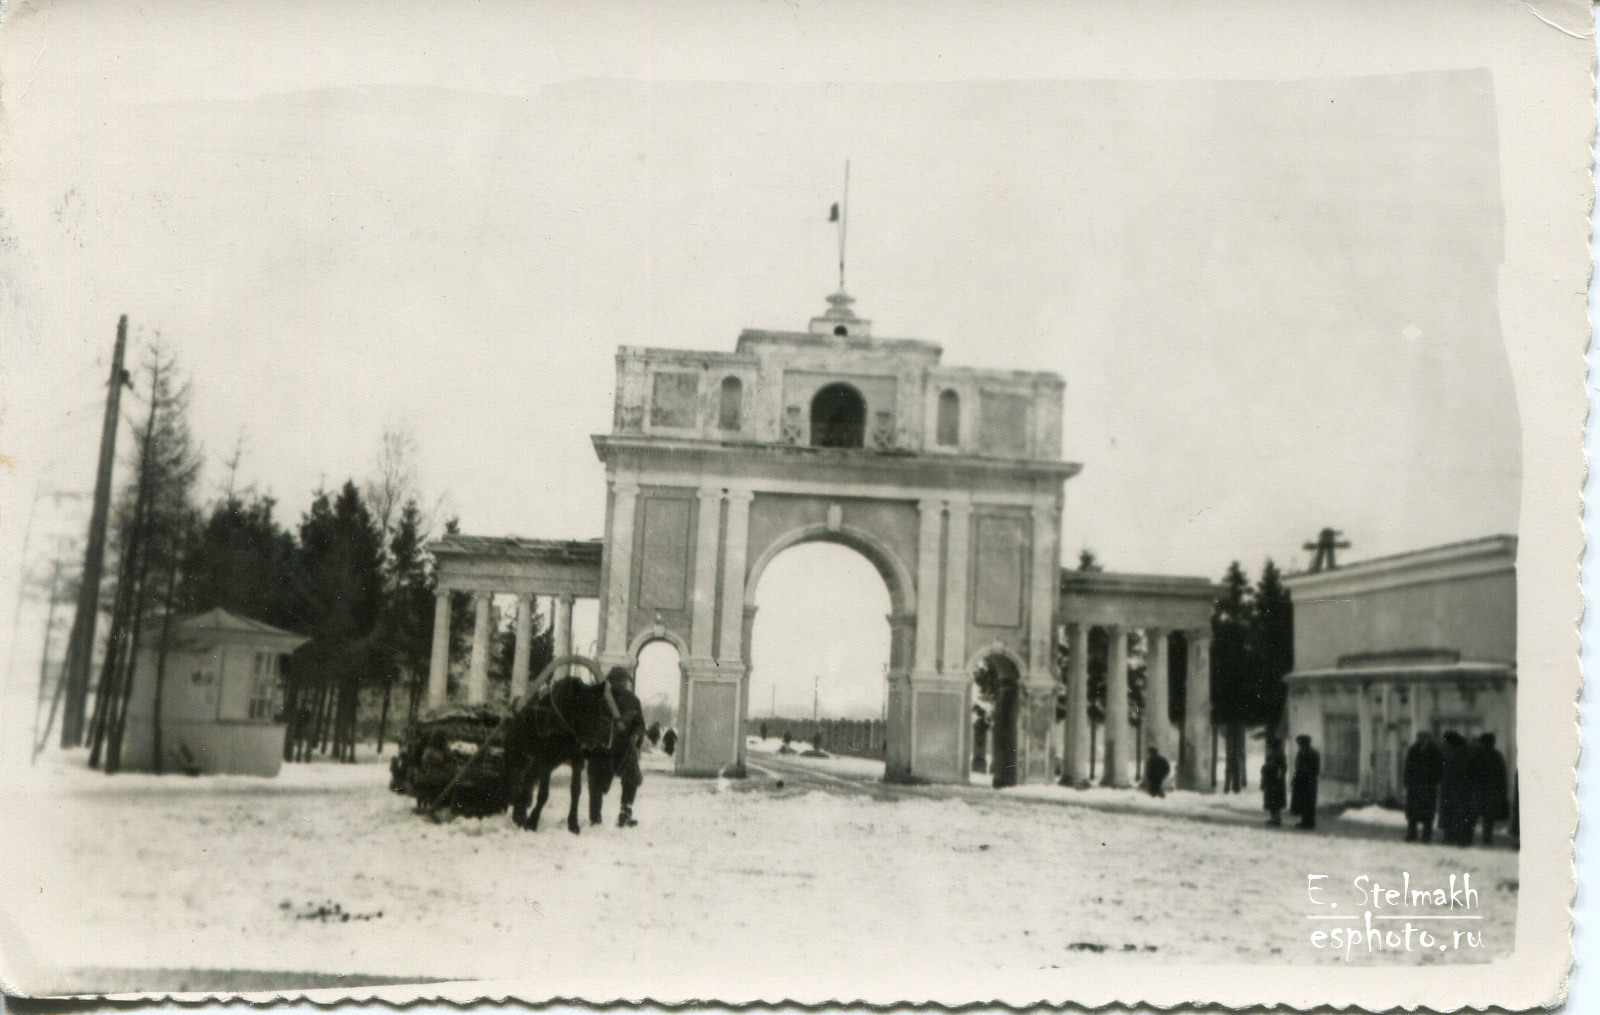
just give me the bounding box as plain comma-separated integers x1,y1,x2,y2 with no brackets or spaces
715,490,753,662
690,489,724,661
914,499,944,676
600,479,640,658
940,499,971,675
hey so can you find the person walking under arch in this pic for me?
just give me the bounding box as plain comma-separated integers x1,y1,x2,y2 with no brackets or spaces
1142,746,1171,798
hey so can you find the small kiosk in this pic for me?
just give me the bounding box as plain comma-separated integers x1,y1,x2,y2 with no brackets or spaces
119,608,309,776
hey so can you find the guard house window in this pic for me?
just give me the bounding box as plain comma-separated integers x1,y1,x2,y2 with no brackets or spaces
810,382,866,448
936,389,961,447
718,376,743,431
650,371,701,429
248,652,281,720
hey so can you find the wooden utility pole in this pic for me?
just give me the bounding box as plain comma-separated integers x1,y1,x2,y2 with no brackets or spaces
61,315,131,747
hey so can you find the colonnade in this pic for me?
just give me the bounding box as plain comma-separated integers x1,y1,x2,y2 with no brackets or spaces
425,589,579,710
1059,623,1214,790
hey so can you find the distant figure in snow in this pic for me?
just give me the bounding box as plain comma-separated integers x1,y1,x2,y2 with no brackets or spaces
662,727,678,757
1289,734,1320,829
646,721,662,746
1142,747,1170,798
1471,732,1510,846
1402,730,1443,843
1438,731,1474,845
778,731,796,754
1260,738,1288,826
972,707,991,774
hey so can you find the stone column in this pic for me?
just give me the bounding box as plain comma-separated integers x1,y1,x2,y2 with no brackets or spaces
426,588,452,710
1144,627,1171,760
715,490,753,662
914,499,944,675
1356,679,1373,798
553,593,574,681
1060,623,1091,786
1180,630,1213,791
1102,624,1130,787
510,593,533,702
690,489,724,661
600,479,640,659
940,500,971,674
467,591,492,704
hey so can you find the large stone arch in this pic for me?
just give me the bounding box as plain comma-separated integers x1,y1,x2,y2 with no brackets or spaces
744,521,916,618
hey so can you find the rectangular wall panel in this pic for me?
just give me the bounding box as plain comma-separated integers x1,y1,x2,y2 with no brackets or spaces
912,689,964,781
639,497,692,611
686,680,740,774
972,514,1026,628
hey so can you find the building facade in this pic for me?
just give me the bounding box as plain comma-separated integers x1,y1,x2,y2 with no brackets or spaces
1282,535,1517,804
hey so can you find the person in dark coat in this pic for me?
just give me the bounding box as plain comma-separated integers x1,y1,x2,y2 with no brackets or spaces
1143,747,1171,798
1403,730,1444,843
1260,738,1288,826
1437,731,1474,845
1471,732,1510,845
662,727,678,757
1289,734,1320,829
586,668,648,827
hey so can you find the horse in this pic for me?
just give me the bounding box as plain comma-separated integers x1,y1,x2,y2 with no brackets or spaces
503,675,621,833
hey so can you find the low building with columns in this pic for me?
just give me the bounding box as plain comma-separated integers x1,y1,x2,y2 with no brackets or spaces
1058,572,1221,790
422,290,1223,788
1282,535,1517,805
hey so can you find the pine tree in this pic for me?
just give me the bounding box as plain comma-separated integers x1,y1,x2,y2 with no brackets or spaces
1210,561,1255,792
1249,559,1294,729
290,482,386,762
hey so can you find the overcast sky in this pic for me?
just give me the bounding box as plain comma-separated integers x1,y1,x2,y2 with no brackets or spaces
1,0,1521,718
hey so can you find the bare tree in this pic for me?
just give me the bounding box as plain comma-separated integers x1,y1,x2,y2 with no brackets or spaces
363,426,420,544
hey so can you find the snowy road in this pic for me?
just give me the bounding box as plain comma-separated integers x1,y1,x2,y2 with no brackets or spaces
1,746,1519,1000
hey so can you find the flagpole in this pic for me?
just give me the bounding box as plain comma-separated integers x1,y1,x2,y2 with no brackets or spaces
839,160,850,292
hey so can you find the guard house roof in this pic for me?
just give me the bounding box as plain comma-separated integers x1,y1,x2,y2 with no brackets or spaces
146,608,310,652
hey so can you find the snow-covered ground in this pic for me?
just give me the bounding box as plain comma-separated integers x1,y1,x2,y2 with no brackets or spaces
1,743,1518,1000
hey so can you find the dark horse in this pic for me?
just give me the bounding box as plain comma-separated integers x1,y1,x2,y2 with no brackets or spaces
502,675,621,833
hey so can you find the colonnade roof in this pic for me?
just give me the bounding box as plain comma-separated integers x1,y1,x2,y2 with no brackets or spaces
429,534,602,597
1059,569,1221,631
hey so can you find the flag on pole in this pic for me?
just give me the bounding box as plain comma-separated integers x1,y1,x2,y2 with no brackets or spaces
828,202,840,222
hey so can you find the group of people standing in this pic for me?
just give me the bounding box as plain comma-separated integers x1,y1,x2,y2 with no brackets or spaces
1402,730,1510,845
1259,736,1320,828
1252,729,1509,845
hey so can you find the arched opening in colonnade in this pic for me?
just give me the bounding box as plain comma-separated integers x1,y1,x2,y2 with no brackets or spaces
746,541,892,772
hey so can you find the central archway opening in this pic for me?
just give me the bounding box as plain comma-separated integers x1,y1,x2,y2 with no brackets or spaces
810,383,866,448
747,540,891,775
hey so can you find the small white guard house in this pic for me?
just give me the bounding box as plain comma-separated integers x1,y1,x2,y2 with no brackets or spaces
119,608,309,776
1283,535,1517,804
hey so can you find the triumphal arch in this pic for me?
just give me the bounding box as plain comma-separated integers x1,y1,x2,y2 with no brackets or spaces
426,289,1220,788
588,292,1076,782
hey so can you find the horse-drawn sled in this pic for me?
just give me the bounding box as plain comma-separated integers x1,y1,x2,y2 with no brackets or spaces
389,655,642,831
